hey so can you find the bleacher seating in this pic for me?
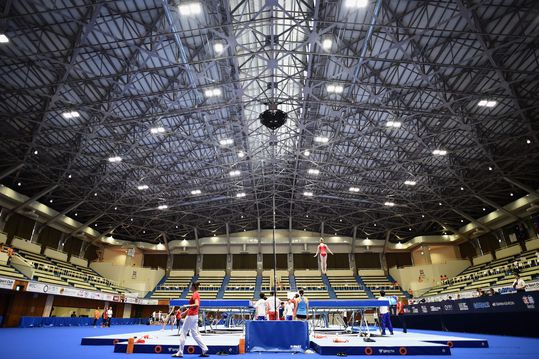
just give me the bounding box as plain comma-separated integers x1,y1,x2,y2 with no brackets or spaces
197,271,225,299
360,271,405,297
294,270,330,299
151,271,193,300
223,271,257,299
326,270,370,299
421,247,539,298
16,249,127,293
0,246,26,280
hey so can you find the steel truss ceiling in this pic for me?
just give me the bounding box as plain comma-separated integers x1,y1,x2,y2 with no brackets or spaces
0,0,538,244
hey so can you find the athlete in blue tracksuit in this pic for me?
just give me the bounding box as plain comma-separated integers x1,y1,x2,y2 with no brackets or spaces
378,290,393,335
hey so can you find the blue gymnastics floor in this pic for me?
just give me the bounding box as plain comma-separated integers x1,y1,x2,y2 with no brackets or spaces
0,325,537,359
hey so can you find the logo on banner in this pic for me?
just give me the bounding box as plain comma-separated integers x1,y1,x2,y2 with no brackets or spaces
473,301,490,309
522,296,536,309
429,305,442,312
491,301,515,307
458,302,469,311
0,277,15,290
444,304,454,311
420,305,428,313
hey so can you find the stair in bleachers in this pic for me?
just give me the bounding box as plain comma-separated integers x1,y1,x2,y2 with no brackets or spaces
361,274,404,298
324,270,370,299
197,272,225,299
321,274,337,299
182,274,197,298
355,275,374,299
217,275,230,299
289,274,297,291
254,275,262,298
151,272,194,300
146,273,169,299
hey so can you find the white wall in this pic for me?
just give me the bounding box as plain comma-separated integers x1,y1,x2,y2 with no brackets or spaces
496,244,522,259
101,247,144,267
90,262,165,294
389,260,470,293
472,253,493,265
11,236,41,254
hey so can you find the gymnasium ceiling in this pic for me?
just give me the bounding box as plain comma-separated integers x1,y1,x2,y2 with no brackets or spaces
0,0,538,245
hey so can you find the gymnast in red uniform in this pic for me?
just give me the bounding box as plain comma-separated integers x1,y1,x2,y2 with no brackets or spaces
314,238,333,274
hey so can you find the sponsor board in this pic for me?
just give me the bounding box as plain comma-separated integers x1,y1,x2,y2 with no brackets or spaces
0,276,15,290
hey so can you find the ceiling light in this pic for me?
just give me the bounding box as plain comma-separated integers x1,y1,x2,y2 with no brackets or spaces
108,156,122,163
304,150,310,156
238,151,245,158
384,201,395,207
344,0,368,8
114,207,118,210
178,2,202,16
421,214,425,218
488,166,493,171
526,139,531,144
409,228,412,231
483,207,486,211
191,189,201,195
349,187,360,192
460,187,464,191
219,138,234,146
326,84,344,93
510,192,514,197
229,170,241,177
460,219,464,222
386,121,401,128
213,42,225,54
404,180,416,186
33,150,38,155
137,185,149,190
61,111,80,119
477,100,497,108
17,182,21,186
314,136,329,143
339,219,343,222
236,192,246,198
321,38,332,51
204,88,222,97
143,230,146,234
439,202,442,206
0,34,9,43
68,174,72,179
94,192,98,196
432,149,447,156
303,191,314,197
150,127,165,134
373,223,377,226
49,199,53,203
74,213,78,216
158,204,168,210
307,168,320,175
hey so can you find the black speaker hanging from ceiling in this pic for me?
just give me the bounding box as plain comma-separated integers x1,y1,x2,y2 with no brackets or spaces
259,108,288,130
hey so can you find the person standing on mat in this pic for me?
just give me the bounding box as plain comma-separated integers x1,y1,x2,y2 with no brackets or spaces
266,291,280,320
106,306,113,327
295,289,309,321
314,238,334,274
253,293,268,320
378,291,393,335
396,297,407,333
93,307,100,328
173,282,209,358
